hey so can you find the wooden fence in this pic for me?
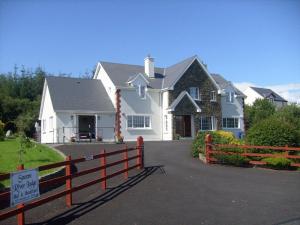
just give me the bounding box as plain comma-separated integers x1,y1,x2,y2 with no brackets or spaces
0,136,144,225
205,134,300,167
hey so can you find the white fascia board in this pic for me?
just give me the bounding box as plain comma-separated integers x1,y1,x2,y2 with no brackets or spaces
168,91,201,112
55,110,115,114
127,73,149,84
92,62,101,79
38,80,47,120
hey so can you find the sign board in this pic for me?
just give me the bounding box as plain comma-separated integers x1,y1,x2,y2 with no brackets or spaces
84,155,94,161
10,168,40,207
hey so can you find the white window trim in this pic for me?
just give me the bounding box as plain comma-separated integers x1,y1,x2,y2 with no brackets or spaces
139,85,146,100
127,114,152,130
189,87,200,101
42,119,46,133
222,117,240,129
210,91,217,102
226,91,235,103
200,116,216,131
49,116,53,132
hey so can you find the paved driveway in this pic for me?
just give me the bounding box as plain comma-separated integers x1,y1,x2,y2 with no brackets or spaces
2,140,300,225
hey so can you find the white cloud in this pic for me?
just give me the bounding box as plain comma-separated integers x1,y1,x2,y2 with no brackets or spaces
233,82,300,104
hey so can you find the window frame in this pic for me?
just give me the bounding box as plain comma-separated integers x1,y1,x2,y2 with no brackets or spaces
210,91,217,102
49,116,53,131
226,91,235,103
127,115,151,130
222,117,239,129
189,87,200,101
200,116,216,131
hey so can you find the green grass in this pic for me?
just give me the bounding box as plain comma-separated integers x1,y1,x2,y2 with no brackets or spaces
0,138,64,188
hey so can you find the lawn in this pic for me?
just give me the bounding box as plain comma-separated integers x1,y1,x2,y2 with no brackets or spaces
0,138,64,188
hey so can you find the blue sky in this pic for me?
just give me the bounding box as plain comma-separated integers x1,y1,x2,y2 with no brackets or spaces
0,0,299,101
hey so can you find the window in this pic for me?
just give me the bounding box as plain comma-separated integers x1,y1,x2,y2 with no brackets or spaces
189,87,200,100
268,98,274,103
42,119,46,132
49,116,53,131
164,115,168,132
222,118,239,128
134,84,146,99
127,115,151,129
211,91,216,101
139,85,146,99
226,92,234,103
200,116,216,131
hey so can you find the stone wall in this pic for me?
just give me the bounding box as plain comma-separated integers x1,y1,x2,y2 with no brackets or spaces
169,60,222,137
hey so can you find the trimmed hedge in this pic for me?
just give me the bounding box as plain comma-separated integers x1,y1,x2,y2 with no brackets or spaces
192,130,243,157
262,157,292,170
214,154,250,166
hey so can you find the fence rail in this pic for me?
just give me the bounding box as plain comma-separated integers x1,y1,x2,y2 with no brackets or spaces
0,136,144,225
204,134,300,167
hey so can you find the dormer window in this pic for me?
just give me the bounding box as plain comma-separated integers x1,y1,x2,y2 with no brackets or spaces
189,87,200,100
139,85,146,99
226,91,234,103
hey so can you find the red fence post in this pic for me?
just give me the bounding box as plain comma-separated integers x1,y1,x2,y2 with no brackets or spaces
65,155,72,207
205,134,212,164
136,136,144,169
100,149,107,190
17,164,25,225
124,145,129,179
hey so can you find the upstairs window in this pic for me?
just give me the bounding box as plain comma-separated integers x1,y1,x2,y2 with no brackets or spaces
210,91,216,101
189,87,200,100
268,98,274,103
135,85,146,99
226,92,234,103
42,119,46,132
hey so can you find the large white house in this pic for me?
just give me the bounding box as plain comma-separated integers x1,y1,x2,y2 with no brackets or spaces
39,55,245,143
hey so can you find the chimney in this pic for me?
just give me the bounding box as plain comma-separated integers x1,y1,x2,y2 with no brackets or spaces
144,54,155,78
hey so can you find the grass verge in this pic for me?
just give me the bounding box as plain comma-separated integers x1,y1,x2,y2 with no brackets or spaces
0,138,64,188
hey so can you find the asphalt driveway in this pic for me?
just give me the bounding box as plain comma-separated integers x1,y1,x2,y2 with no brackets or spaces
2,140,300,225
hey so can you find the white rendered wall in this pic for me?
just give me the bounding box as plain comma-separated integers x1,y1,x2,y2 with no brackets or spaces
162,91,173,140
40,85,56,143
120,88,162,141
94,64,117,107
55,112,115,143
244,87,263,105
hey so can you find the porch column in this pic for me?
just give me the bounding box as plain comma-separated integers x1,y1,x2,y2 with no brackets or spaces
115,89,122,139
95,114,98,139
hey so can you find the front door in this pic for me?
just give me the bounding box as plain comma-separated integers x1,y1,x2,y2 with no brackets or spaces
78,115,95,139
175,115,192,137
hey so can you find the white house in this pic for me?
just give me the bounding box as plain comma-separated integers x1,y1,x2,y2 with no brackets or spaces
39,55,245,143
244,86,288,108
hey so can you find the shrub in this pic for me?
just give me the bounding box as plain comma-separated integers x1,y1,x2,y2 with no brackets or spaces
214,154,250,166
262,157,292,170
0,120,4,141
192,130,243,157
246,117,300,147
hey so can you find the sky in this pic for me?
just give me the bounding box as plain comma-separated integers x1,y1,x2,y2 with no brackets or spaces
0,0,299,102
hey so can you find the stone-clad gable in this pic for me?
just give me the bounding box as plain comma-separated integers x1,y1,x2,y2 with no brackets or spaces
168,60,222,136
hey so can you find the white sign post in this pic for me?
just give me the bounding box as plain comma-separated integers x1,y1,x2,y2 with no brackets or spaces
10,168,40,207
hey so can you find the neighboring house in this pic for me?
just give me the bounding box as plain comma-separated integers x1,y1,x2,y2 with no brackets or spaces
39,55,245,143
244,86,288,108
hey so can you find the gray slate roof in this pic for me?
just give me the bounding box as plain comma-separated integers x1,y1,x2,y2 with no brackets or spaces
100,55,197,90
251,87,287,102
211,74,245,96
100,61,164,89
46,76,115,112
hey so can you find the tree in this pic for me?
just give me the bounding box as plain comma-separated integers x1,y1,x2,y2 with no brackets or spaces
245,99,275,129
246,117,299,147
